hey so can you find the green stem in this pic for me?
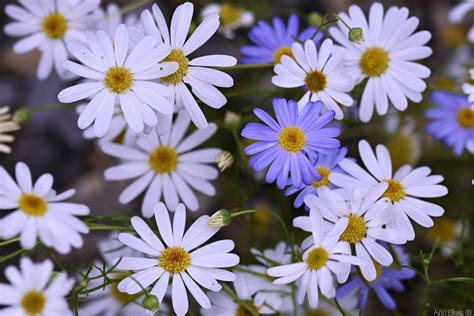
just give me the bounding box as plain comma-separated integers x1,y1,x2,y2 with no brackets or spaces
0,237,20,247
87,223,134,232
222,284,258,316
30,103,72,113
120,0,152,14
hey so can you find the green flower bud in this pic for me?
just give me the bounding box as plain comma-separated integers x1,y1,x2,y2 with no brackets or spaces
307,12,323,27
208,209,232,227
348,27,364,44
79,278,89,288
13,107,32,124
142,295,160,311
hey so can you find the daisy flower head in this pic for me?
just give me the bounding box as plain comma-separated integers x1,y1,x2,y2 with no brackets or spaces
0,162,90,254
201,3,254,39
102,111,220,217
250,242,292,266
0,258,74,316
449,0,474,42
329,3,432,122
304,186,407,282
267,210,367,309
285,147,348,208
272,39,355,119
0,106,21,154
115,203,240,315
330,140,448,241
427,218,469,257
132,2,237,131
241,98,342,190
57,24,178,137
241,14,323,64
4,0,102,80
426,91,474,155
462,69,474,102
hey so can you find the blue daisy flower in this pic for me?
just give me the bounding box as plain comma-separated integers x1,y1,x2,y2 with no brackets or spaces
240,14,323,64
336,245,416,311
426,91,474,155
285,147,349,208
241,98,341,190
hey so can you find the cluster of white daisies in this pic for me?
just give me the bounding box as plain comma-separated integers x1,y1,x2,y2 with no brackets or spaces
0,0,469,315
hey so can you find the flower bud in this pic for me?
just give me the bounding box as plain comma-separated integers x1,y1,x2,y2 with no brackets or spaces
79,278,89,289
142,294,160,311
307,12,323,27
216,151,234,172
12,107,32,124
208,209,232,227
348,27,364,44
224,111,242,129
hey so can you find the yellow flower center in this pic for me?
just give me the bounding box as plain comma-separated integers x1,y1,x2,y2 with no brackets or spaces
18,194,48,217
159,247,191,274
304,70,327,93
456,107,474,128
21,291,46,315
273,46,294,64
219,4,243,26
340,214,367,244
149,146,178,174
235,302,259,316
161,49,189,85
278,126,306,152
103,67,134,94
359,47,389,77
306,247,329,270
312,167,331,187
427,218,456,242
386,133,418,169
382,179,406,203
110,273,140,304
42,12,68,39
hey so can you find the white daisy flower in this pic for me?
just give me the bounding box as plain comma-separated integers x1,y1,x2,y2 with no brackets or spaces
100,3,138,39
267,210,367,309
132,2,237,131
329,140,448,241
272,39,354,119
303,186,407,282
462,69,474,102
0,162,90,254
0,106,21,154
115,203,240,315
102,111,220,217
4,0,102,80
0,258,74,315
449,0,474,42
201,3,254,39
329,3,432,122
250,242,292,266
57,24,178,137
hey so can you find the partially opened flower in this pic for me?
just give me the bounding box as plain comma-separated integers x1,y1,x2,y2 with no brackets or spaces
58,24,177,136
0,162,90,254
102,111,221,217
132,2,237,131
330,140,448,241
426,91,474,155
201,3,254,39
0,258,74,315
0,106,21,154
4,0,102,80
272,39,354,118
115,203,239,315
329,3,432,122
241,98,341,190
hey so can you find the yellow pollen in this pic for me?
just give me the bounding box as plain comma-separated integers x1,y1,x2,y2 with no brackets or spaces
312,167,331,187
306,247,329,270
456,107,474,128
273,46,294,64
161,49,189,85
219,4,243,26
340,214,367,244
427,218,456,242
382,179,406,203
235,301,259,316
359,47,389,77
103,67,134,94
110,273,139,304
304,70,327,93
42,12,68,39
18,194,48,217
21,291,46,315
149,146,178,174
278,126,306,152
159,247,191,274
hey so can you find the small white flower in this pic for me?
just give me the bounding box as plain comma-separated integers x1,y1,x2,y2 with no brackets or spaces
132,2,237,131
303,186,407,281
0,162,90,254
4,0,102,80
251,242,292,266
267,210,366,309
201,3,254,39
449,0,474,42
0,258,74,315
102,111,221,217
58,24,178,137
330,139,448,241
115,203,240,315
272,39,354,119
329,3,432,122
0,106,21,154
462,69,474,102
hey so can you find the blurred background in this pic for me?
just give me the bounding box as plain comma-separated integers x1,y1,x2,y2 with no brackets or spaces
0,0,473,315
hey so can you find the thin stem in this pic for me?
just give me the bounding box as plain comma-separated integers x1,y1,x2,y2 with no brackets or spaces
87,223,134,232
334,297,347,316
0,237,20,247
120,0,152,14
222,283,258,316
29,103,73,113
